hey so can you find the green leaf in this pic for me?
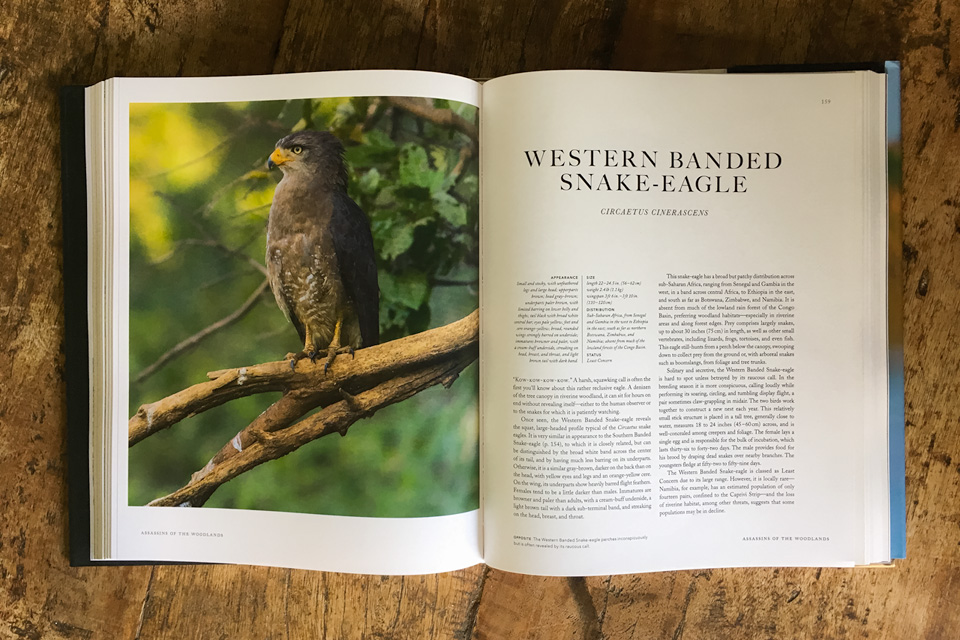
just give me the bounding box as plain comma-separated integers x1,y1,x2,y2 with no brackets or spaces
381,222,415,260
345,129,397,167
345,143,395,167
398,143,445,193
453,103,477,123
430,146,448,173
380,271,429,309
365,129,396,148
357,168,381,194
433,192,467,226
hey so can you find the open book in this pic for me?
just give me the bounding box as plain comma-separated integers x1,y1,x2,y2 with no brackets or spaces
61,65,905,575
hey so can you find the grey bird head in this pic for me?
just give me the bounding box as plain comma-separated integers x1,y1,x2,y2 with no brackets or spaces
267,130,348,190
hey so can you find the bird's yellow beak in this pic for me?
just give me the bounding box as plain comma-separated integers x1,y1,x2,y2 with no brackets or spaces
269,147,293,168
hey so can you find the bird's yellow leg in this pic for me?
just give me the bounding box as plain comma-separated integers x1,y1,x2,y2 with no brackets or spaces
288,326,316,370
303,326,317,360
324,316,344,373
323,315,356,373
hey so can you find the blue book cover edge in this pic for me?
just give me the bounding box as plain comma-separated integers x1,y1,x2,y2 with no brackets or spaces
885,60,907,560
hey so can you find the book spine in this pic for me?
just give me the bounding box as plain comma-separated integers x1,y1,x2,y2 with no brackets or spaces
885,61,907,560
60,86,94,566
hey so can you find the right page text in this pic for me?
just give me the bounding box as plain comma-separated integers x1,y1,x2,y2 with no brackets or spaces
481,70,881,575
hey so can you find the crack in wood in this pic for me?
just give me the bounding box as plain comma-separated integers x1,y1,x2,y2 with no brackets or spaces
567,576,604,640
597,575,613,628
284,569,292,640
672,578,698,640
134,566,157,640
455,565,490,640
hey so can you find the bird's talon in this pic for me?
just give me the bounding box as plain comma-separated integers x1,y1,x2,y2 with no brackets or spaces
287,351,309,370
322,346,339,374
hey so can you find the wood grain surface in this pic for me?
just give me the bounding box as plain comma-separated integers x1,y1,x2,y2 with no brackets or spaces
1,0,957,637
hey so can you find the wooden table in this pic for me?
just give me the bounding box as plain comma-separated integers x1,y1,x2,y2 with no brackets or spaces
2,1,958,637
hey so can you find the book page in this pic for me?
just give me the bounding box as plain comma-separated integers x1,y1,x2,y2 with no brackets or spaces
100,70,482,574
480,70,886,575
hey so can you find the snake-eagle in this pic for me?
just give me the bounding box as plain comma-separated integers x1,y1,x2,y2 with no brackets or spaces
266,130,380,371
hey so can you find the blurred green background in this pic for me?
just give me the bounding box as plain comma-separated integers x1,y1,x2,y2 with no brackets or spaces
127,96,479,517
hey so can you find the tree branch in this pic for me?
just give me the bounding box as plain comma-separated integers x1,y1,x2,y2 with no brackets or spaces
152,189,270,277
387,97,479,144
140,310,479,507
141,119,254,179
148,348,475,507
132,279,271,386
129,310,479,447
431,277,479,287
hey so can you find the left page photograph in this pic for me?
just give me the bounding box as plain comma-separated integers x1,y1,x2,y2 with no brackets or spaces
79,71,482,574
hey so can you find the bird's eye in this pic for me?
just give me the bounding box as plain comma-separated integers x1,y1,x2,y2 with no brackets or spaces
292,145,303,154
